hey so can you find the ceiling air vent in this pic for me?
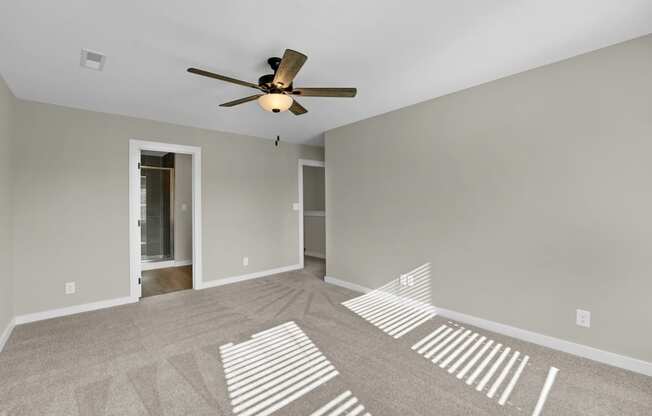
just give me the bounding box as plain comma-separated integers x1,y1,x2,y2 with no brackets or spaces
80,49,106,71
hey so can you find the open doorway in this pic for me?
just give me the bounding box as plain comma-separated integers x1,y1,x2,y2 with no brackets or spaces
299,159,326,280
139,151,192,297
130,140,202,300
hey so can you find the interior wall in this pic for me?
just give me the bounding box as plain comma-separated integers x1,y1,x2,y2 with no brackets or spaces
303,166,325,210
174,153,192,262
303,166,326,258
304,217,326,258
12,100,323,315
0,74,14,334
325,34,652,363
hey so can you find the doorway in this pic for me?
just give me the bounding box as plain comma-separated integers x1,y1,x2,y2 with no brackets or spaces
140,151,174,263
129,140,203,299
298,159,326,280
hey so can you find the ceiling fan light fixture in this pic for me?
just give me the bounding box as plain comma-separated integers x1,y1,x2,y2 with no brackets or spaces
258,93,293,113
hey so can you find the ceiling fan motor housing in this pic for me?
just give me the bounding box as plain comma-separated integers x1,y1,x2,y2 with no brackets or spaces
258,57,293,92
258,73,275,87
267,57,282,71
258,74,293,97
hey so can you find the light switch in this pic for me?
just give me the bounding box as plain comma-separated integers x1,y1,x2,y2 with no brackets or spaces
292,203,300,211
65,281,76,295
181,203,188,212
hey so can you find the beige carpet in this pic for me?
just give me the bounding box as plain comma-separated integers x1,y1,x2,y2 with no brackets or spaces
1,260,651,415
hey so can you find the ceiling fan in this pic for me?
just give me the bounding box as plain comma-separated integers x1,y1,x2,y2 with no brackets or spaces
187,49,357,115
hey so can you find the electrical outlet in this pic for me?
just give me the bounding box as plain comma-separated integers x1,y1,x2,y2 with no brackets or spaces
400,274,415,287
65,281,76,295
292,202,300,211
243,257,249,266
576,309,591,328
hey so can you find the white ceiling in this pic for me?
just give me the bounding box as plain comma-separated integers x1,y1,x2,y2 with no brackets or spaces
1,1,651,146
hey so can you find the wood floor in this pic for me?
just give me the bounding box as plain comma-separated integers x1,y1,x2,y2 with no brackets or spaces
141,265,192,298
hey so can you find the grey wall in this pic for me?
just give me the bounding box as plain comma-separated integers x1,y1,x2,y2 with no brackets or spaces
0,74,14,333
174,153,192,262
325,35,652,362
303,166,325,210
12,100,323,315
303,166,326,258
304,217,326,258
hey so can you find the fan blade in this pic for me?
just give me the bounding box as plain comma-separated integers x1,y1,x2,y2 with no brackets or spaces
273,49,307,88
219,94,263,107
291,87,357,97
289,99,308,115
187,68,262,90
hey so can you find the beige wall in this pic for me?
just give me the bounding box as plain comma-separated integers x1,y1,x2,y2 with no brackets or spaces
304,217,326,258
303,166,326,257
12,100,323,315
174,153,192,262
0,74,14,333
303,166,325,210
325,35,652,362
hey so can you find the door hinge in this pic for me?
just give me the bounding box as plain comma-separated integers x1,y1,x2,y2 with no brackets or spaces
137,219,141,227
138,162,141,169
138,277,142,285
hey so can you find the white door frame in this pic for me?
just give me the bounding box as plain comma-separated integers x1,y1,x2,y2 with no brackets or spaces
129,139,203,299
298,159,325,269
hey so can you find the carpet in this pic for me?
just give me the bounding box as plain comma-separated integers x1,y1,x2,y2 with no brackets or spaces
1,262,651,415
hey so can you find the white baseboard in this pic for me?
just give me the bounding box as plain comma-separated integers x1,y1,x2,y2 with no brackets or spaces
324,275,652,377
14,296,139,325
435,306,652,377
0,317,15,352
305,251,326,259
325,275,372,294
11,264,298,326
200,264,302,289
141,259,192,271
